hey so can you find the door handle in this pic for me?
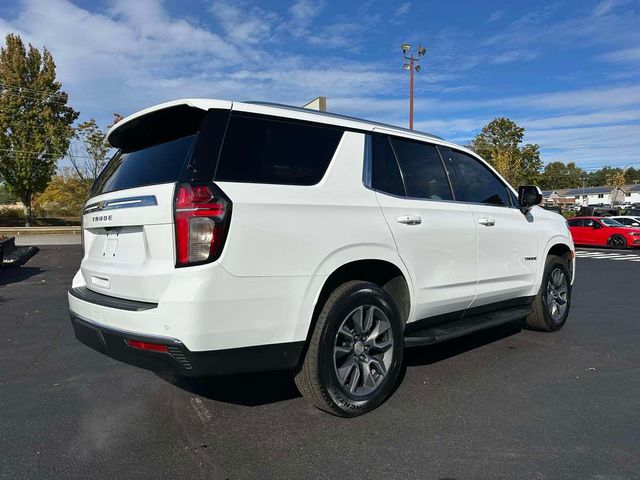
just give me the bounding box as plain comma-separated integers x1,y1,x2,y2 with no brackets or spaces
396,215,422,225
478,217,495,226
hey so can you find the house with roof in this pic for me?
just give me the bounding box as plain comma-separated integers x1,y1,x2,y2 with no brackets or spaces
561,184,640,206
541,189,576,207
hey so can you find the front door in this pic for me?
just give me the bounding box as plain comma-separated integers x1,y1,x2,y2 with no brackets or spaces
442,148,539,306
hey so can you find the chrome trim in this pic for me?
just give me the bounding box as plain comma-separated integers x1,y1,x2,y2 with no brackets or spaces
84,195,157,214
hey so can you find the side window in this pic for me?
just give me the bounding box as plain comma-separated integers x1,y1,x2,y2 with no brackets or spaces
371,134,405,196
584,219,595,227
450,150,511,207
214,114,343,185
389,138,453,201
568,219,583,227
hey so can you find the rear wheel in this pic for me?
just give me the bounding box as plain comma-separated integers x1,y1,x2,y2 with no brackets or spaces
294,281,404,417
608,234,627,249
525,255,572,331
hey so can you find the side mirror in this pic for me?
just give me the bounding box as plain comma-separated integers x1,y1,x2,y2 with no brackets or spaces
517,185,542,214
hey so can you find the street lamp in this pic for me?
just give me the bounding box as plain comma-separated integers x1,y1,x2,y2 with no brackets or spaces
401,43,426,130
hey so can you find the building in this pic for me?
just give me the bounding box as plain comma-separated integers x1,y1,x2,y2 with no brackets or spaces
541,189,576,207
562,184,640,206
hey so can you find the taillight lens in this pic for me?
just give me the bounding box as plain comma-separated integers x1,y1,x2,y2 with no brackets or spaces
174,183,231,267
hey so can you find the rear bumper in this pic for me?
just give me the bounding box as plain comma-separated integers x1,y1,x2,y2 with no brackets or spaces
69,312,304,377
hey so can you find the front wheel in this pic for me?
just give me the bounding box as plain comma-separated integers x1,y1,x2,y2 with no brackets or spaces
608,234,627,249
525,255,572,331
294,281,404,417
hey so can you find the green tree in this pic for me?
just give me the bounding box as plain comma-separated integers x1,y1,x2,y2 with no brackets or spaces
470,117,542,186
624,167,639,185
70,118,110,187
0,33,78,226
519,143,543,185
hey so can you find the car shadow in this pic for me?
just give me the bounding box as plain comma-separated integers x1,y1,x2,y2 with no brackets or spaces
160,321,524,408
404,320,523,367
0,266,44,287
159,369,302,406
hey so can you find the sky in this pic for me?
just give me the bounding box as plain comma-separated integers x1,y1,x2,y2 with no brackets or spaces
0,0,639,171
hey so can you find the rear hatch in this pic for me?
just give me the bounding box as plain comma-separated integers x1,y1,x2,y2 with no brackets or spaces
80,101,229,303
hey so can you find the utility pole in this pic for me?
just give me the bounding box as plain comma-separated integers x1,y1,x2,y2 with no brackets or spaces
401,43,426,130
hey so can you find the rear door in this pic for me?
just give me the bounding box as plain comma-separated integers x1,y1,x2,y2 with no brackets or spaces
81,104,229,302
442,148,539,306
371,134,478,322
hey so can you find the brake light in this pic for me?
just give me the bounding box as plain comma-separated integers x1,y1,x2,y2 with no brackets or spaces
126,339,168,352
174,183,231,266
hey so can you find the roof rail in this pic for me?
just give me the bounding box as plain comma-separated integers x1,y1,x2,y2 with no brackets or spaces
243,101,443,140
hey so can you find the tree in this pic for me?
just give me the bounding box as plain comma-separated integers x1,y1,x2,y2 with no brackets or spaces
470,117,541,186
34,168,89,217
539,161,586,189
605,169,626,206
519,143,543,185
69,118,110,188
624,167,640,185
0,33,78,226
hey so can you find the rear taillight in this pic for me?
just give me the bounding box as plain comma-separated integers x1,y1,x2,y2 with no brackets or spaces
174,183,231,267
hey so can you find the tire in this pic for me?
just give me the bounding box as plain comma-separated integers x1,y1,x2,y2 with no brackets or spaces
294,281,404,417
525,255,572,332
607,234,627,249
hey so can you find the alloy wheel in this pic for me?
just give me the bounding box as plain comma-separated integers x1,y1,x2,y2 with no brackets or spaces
546,268,568,322
333,305,394,397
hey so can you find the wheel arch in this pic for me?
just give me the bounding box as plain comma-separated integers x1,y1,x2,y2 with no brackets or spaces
296,255,413,368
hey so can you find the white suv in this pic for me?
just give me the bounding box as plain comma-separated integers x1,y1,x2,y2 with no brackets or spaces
69,99,575,416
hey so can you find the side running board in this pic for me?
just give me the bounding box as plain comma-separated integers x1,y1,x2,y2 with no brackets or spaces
404,306,531,347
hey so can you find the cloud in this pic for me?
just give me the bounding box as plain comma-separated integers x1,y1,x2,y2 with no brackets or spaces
491,49,539,64
592,0,633,16
391,2,411,23
597,46,640,63
210,1,278,45
487,10,505,22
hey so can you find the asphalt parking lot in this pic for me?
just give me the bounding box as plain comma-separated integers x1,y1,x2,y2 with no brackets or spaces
1,245,639,480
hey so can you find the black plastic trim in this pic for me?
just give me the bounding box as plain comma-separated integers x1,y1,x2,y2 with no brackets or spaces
405,296,535,335
69,287,158,311
70,313,305,377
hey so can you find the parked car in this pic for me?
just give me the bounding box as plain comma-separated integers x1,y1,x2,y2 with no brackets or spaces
567,216,640,248
68,99,575,417
578,206,618,217
611,216,640,228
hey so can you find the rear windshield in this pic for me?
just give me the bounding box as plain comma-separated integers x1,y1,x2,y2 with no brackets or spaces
92,135,195,195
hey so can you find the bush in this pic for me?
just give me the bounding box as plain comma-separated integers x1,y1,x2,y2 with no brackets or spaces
34,173,90,217
0,207,24,219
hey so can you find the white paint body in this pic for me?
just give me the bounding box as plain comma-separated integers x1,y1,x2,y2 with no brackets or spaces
68,99,574,353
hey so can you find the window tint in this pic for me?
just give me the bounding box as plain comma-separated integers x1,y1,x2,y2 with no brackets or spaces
389,138,452,200
93,135,195,195
567,219,583,227
214,114,343,185
371,135,405,196
450,150,511,206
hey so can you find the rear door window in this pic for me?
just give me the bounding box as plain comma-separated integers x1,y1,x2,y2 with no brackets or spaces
371,134,406,196
214,114,343,186
389,138,453,201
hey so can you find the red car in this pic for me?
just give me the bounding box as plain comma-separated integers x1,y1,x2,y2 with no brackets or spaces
567,216,640,248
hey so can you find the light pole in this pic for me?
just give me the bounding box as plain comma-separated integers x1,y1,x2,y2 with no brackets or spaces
401,43,426,130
